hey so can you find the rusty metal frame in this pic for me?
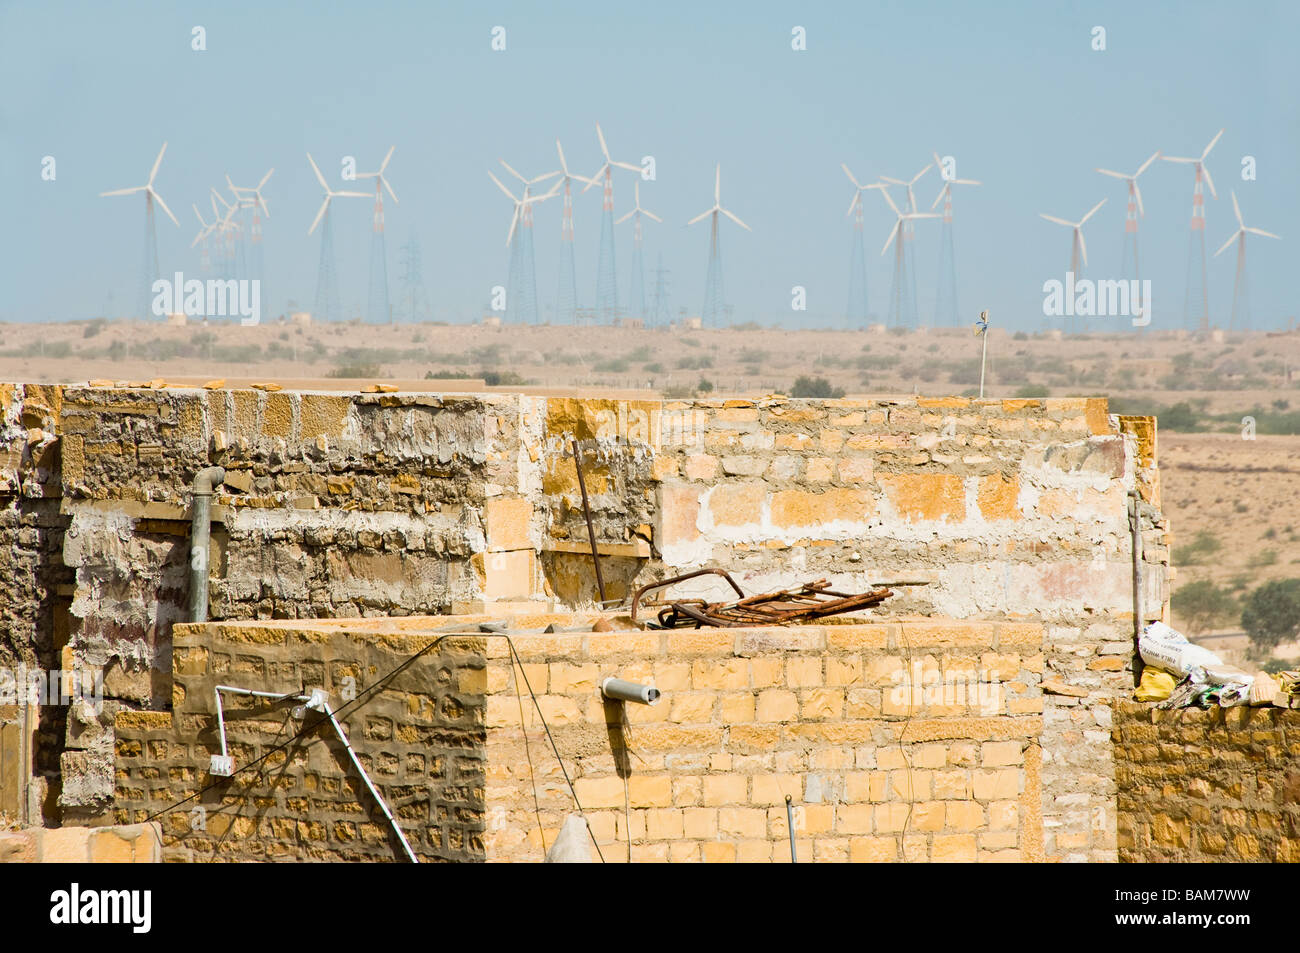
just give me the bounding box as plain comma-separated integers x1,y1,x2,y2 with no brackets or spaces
631,569,892,629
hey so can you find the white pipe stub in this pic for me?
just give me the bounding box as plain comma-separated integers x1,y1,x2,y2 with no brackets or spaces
601,677,661,706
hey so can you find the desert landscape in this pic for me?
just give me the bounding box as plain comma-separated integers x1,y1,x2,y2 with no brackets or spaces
3,317,1298,661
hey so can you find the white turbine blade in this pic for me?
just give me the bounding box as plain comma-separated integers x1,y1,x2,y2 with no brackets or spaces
643,209,662,223
596,122,610,160
226,173,240,193
1244,226,1281,240
612,161,640,173
193,203,206,226
1134,181,1146,218
100,186,145,197
354,171,378,179
1136,151,1160,176
1214,230,1240,257
1202,128,1224,160
1040,214,1073,227
380,145,394,174
720,207,751,231
932,152,945,180
148,142,167,185
308,195,330,235
332,190,370,198
382,176,398,205
905,212,939,220
879,187,901,217
687,208,713,226
258,168,274,190
952,178,981,186
530,170,562,184
1232,191,1242,227
581,164,607,192
848,191,862,217
211,187,231,210
930,185,947,210
488,170,518,202
507,206,520,247
150,187,180,226
879,175,907,185
841,163,861,189
1079,198,1107,224
307,153,329,192
1078,229,1089,267
615,209,634,224
881,220,901,256
499,159,527,184
633,180,641,207
1162,155,1195,163
715,164,721,204
910,163,931,185
1203,164,1217,200
556,139,569,175
1096,168,1127,180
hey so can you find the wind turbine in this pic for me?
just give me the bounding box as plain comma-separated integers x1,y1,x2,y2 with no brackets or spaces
1040,199,1107,334
881,162,933,328
929,152,981,328
1164,129,1223,332
488,170,560,325
687,163,751,327
226,168,272,296
878,187,938,330
554,139,593,325
1096,150,1159,324
191,204,216,274
356,147,399,324
582,122,640,322
842,164,885,327
306,153,369,323
99,142,180,319
210,188,238,280
616,181,661,323
1214,190,1281,331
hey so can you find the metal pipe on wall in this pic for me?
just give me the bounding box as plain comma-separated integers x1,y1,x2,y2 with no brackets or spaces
189,466,226,623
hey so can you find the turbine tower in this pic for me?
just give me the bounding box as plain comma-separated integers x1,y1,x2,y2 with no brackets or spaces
881,163,932,327
1096,151,1159,326
929,152,981,328
355,147,399,324
488,170,559,325
842,164,885,327
307,153,368,323
191,204,215,274
582,122,640,323
553,139,593,325
99,142,180,319
1214,191,1281,331
616,181,661,323
1164,129,1223,332
227,168,272,310
687,164,751,328
878,187,938,330
1039,199,1107,335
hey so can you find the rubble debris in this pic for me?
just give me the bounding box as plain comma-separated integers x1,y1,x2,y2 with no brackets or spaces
630,568,892,628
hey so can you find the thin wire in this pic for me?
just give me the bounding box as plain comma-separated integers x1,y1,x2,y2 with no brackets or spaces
507,637,607,863
512,648,548,854
895,623,916,861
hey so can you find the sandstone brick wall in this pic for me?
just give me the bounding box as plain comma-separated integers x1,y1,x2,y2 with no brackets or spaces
0,821,160,862
0,383,1168,855
1114,702,1300,862
111,620,487,862
486,618,1047,863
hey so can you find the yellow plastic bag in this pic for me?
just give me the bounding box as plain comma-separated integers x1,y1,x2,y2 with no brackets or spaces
1134,666,1176,702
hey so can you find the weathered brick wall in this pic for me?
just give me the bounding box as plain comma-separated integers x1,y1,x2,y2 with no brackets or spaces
486,618,1047,863
0,383,1169,856
1114,702,1300,862
0,821,160,862
111,620,487,862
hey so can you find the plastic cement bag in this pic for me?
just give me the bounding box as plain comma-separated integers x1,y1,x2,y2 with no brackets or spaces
1139,621,1224,676
1134,666,1176,702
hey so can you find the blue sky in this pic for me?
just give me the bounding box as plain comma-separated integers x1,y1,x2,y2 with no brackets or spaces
1,0,1296,330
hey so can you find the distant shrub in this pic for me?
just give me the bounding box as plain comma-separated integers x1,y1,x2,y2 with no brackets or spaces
1173,580,1238,636
791,376,845,398
328,362,381,378
1242,579,1300,652
1014,384,1049,398
1173,530,1222,566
